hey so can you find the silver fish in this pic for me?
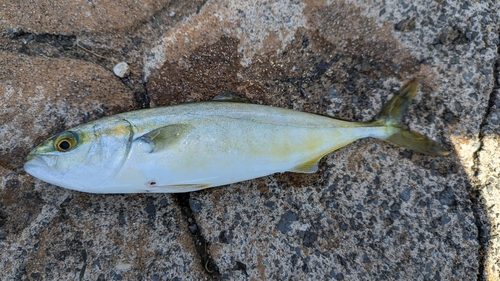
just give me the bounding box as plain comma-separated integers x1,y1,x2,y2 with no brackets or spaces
24,78,449,193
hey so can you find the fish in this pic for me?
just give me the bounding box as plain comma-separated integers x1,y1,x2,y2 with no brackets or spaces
24,78,449,193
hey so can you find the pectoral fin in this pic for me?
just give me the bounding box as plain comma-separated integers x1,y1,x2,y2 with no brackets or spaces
288,155,323,173
138,124,193,153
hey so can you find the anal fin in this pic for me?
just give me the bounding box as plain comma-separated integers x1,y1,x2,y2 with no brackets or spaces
288,155,323,173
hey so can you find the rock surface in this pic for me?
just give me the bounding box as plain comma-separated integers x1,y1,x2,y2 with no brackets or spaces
1,0,499,280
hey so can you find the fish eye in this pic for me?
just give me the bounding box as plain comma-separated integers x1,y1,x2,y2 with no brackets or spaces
54,132,78,152
58,140,71,150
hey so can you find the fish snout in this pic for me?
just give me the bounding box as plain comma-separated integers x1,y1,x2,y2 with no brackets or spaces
24,155,50,176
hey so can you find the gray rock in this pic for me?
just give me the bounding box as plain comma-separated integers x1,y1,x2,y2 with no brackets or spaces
1,0,499,280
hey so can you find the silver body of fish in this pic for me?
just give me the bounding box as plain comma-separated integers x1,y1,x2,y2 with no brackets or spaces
24,79,449,193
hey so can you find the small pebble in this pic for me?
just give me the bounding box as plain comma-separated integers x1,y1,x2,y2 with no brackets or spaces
188,224,197,233
113,62,130,78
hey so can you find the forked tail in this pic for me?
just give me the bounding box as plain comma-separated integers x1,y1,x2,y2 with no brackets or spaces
371,78,450,156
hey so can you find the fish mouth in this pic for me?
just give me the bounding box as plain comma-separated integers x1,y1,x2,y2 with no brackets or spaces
24,155,50,176
24,155,68,189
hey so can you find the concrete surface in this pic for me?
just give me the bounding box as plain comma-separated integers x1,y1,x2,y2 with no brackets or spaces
0,0,498,280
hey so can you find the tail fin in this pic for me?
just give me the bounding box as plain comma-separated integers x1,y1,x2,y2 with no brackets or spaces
372,78,450,156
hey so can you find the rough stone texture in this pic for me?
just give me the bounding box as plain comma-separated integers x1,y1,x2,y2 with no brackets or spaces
0,1,166,33
0,0,499,280
477,86,500,279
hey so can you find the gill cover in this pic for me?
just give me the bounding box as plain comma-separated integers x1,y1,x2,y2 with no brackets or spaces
79,118,134,183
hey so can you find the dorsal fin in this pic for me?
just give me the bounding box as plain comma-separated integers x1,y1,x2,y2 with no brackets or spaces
138,124,193,153
211,91,251,103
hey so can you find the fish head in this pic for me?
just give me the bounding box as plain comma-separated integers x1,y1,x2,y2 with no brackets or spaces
24,117,133,192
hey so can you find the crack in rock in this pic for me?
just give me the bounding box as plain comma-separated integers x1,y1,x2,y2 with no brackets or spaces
470,52,500,281
174,193,220,278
